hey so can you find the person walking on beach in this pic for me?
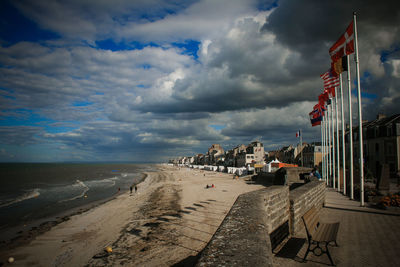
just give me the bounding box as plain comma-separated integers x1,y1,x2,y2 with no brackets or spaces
130,186,133,194
135,185,137,193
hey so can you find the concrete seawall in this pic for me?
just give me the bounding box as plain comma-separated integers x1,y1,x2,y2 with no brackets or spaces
196,181,325,266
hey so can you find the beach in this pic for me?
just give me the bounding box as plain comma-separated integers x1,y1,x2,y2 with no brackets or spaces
0,165,265,266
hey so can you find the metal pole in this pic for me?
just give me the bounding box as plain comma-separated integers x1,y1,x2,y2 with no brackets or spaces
325,115,328,184
332,97,336,189
321,119,324,180
328,104,332,186
354,12,364,206
300,129,303,167
335,89,340,191
347,55,354,200
340,74,346,195
323,117,327,183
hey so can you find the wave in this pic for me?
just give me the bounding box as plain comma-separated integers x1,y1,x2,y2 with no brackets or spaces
0,188,40,208
58,180,90,203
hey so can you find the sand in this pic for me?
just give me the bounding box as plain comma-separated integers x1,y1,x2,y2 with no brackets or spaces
1,165,265,266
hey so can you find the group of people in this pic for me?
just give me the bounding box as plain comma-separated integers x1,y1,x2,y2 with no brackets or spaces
205,184,215,189
130,185,138,194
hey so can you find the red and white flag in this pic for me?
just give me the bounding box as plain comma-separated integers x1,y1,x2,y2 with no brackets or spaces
321,69,339,91
329,20,354,62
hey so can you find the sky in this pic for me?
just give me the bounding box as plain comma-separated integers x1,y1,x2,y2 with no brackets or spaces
0,0,399,163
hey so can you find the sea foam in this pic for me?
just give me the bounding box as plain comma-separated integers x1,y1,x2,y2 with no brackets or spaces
0,188,40,208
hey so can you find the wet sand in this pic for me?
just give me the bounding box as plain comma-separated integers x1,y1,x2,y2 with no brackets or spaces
0,165,265,266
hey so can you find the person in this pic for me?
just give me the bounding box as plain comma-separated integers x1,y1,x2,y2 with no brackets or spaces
130,186,133,194
135,185,138,193
314,169,322,180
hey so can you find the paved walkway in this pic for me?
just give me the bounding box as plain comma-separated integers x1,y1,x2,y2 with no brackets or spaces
273,188,400,266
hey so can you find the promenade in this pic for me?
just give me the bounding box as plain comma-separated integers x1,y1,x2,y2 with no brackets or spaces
273,188,400,266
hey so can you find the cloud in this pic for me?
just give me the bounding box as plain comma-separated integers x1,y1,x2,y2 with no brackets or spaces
0,126,43,145
0,0,399,162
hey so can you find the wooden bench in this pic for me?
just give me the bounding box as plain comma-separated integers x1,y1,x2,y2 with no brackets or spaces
301,206,340,266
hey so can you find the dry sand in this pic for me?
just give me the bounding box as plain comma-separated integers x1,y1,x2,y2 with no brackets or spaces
1,165,265,266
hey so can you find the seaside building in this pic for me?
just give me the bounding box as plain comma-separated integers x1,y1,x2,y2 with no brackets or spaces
301,142,322,168
194,153,205,165
225,144,247,167
206,144,225,165
346,113,400,179
246,141,265,164
236,152,255,167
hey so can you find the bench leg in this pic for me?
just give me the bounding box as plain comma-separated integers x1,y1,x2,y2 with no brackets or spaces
325,243,335,266
303,243,311,262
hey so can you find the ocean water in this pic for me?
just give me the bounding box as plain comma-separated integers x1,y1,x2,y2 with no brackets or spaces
0,163,155,238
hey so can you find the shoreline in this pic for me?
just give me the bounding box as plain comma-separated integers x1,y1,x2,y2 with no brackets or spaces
0,172,150,252
0,166,265,266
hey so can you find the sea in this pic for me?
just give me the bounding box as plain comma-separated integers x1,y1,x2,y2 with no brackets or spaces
0,163,155,242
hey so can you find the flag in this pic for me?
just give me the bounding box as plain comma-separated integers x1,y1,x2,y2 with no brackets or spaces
332,56,348,75
319,91,329,106
321,69,339,90
329,20,354,62
309,108,322,127
296,130,301,138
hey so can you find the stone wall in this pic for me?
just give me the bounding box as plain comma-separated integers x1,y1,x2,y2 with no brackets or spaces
196,183,325,266
264,186,290,234
289,181,326,235
196,186,289,267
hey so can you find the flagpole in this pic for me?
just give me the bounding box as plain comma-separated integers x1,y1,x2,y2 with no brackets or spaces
325,114,329,185
347,54,354,199
354,12,364,206
328,103,332,186
325,115,329,185
300,129,303,167
321,119,324,180
331,97,336,189
335,88,340,191
340,74,346,195
324,118,327,182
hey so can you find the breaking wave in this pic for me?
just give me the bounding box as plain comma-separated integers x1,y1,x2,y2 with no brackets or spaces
58,180,90,203
0,188,40,208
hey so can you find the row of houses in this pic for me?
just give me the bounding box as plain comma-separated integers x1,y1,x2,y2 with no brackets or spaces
169,141,266,168
168,113,400,178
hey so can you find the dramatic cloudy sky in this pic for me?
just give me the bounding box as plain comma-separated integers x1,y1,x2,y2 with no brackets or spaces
0,0,399,162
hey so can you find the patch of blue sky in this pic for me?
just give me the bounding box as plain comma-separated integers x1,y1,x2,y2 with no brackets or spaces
257,0,279,11
172,40,200,59
350,88,377,99
0,1,59,46
72,100,93,107
209,124,226,131
0,108,80,134
137,84,150,88
0,109,55,126
95,39,160,51
380,45,400,62
45,125,79,134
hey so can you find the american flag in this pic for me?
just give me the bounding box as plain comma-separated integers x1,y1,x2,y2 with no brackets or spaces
320,69,339,90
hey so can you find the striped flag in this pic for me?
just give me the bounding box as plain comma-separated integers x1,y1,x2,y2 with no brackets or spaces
296,130,301,138
310,108,322,127
321,69,339,90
